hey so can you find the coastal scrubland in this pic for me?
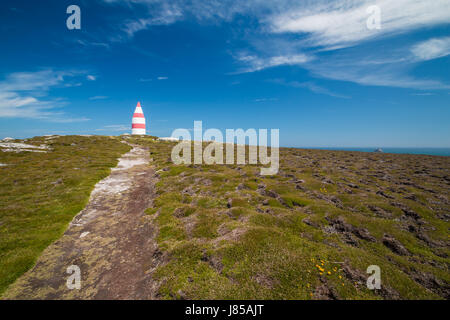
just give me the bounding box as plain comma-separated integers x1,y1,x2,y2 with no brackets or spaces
130,136,449,299
1,135,448,299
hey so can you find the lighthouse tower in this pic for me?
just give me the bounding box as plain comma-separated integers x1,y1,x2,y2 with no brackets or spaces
131,102,146,135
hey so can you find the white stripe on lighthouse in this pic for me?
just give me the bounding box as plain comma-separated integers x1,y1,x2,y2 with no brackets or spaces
132,128,146,135
132,102,146,135
132,117,146,124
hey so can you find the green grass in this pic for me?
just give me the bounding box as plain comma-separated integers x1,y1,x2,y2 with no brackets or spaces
0,135,130,295
136,138,449,300
1,135,448,300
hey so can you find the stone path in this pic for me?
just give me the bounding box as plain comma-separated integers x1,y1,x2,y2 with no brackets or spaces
3,146,163,299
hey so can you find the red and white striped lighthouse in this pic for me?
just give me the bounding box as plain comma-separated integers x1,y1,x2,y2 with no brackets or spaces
131,101,146,135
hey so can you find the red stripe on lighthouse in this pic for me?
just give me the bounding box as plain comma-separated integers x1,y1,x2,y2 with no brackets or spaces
131,101,146,135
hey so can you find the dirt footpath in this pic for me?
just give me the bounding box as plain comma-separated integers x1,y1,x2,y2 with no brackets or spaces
3,145,163,299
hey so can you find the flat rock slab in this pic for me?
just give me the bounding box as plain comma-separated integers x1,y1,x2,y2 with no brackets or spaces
3,146,162,299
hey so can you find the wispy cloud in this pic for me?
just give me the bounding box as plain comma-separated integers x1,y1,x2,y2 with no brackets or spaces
103,0,253,39
101,0,450,90
308,59,450,90
0,69,91,121
76,39,110,49
105,1,183,39
254,98,278,102
411,37,450,61
87,75,96,81
157,76,168,80
231,1,449,87
96,124,129,132
234,53,311,73
89,95,108,100
271,78,350,99
105,0,450,48
0,69,73,92
269,0,450,50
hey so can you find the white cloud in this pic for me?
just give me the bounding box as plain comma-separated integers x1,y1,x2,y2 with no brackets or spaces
254,98,278,102
87,75,96,81
308,60,450,90
51,116,91,123
235,54,311,73
96,124,129,132
411,93,435,96
106,1,184,39
411,37,450,61
0,70,70,92
271,78,350,99
104,1,450,48
0,69,91,121
269,0,450,50
157,76,168,80
101,0,450,89
229,1,450,87
77,39,111,49
89,95,108,100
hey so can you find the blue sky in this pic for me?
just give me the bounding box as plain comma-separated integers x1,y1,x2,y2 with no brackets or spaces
0,0,449,147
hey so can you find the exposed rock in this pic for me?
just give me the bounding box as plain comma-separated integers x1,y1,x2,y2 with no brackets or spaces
236,183,246,190
376,190,394,199
407,269,450,299
201,251,224,274
258,188,278,198
0,142,50,153
368,205,392,218
51,178,63,185
326,216,376,242
352,228,377,242
182,186,196,196
302,218,319,228
382,234,409,255
341,233,359,247
313,279,338,300
404,194,418,201
402,208,421,221
253,274,277,289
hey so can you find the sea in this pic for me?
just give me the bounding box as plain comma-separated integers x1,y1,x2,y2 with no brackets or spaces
304,147,450,157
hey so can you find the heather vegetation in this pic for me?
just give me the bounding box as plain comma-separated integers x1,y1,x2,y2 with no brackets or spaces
1,135,448,299
131,136,449,299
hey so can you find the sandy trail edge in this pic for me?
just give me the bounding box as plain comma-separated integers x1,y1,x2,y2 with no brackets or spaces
3,145,164,300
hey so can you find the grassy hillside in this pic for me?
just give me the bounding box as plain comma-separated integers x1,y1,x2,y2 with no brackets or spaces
0,135,130,295
130,136,449,299
1,135,448,299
